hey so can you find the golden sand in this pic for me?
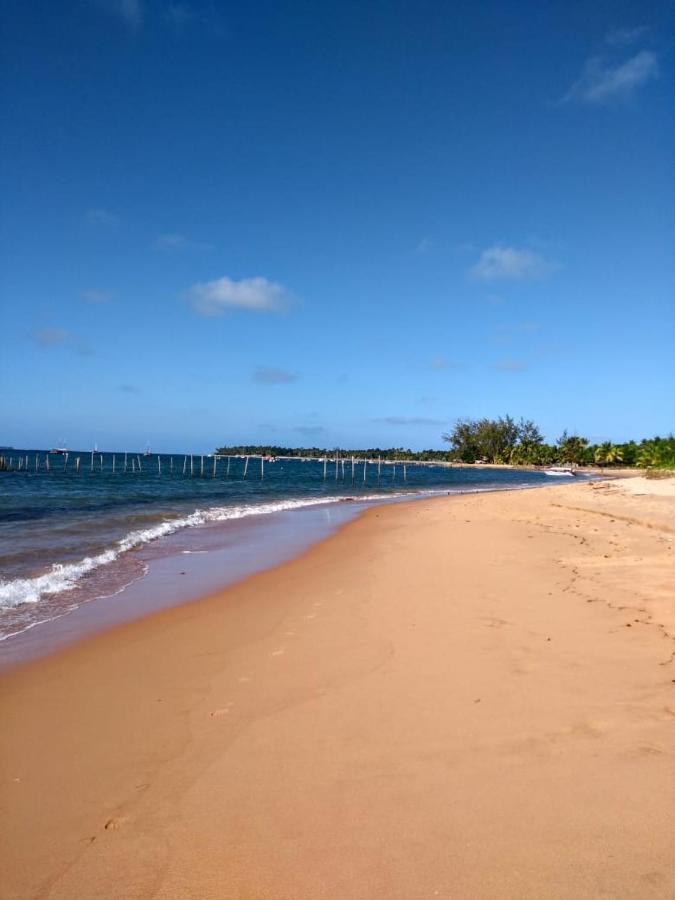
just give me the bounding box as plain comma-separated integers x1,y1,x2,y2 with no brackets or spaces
2,479,674,899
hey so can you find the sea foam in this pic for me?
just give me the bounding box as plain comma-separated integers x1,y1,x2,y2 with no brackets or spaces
0,493,404,614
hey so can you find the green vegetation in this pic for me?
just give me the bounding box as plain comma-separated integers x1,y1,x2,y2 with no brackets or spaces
216,425,675,470
443,419,675,468
216,426,675,469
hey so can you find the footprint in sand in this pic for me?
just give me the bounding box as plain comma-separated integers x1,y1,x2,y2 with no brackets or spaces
210,702,234,717
104,816,129,831
271,647,286,656
637,744,664,756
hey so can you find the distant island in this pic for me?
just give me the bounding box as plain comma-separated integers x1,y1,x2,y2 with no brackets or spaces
217,416,675,469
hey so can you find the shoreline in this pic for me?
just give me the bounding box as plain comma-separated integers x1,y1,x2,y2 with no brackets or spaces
2,478,674,898
0,478,585,671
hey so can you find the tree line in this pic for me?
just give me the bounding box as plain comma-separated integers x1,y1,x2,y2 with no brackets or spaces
216,422,675,469
442,417,675,467
215,444,449,462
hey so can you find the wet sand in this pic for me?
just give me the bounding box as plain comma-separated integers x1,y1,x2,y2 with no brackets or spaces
1,478,674,899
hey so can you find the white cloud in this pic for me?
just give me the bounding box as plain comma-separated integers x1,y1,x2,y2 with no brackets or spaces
34,328,70,348
189,275,291,315
415,236,433,254
165,3,193,27
431,357,462,370
605,26,649,47
470,245,555,282
251,367,298,385
493,360,527,373
84,208,119,227
376,416,446,426
563,50,659,104
294,425,326,436
33,328,92,356
81,288,112,304
155,232,212,252
96,0,144,30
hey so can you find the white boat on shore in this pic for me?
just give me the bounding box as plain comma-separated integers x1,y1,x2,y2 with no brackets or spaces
544,466,576,477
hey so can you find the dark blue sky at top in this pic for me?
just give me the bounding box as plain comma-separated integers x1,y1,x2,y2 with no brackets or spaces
1,0,673,452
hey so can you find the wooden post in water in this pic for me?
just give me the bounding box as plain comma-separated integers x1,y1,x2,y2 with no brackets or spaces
190,455,194,477
392,464,396,481
323,458,327,480
35,455,39,471
124,452,128,473
63,452,69,473
226,457,231,478
90,450,94,473
183,455,187,475
378,456,381,482
136,455,141,473
170,457,174,474
25,455,29,470
243,456,249,479
351,456,355,482
213,456,217,477
200,455,204,478
131,458,135,473
76,457,81,473
112,455,116,474
363,458,367,483
158,455,162,475
45,455,49,472
403,464,407,482
342,458,345,479
261,456,264,479
335,454,339,480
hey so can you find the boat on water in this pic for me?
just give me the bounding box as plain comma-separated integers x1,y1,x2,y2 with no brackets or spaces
544,466,576,477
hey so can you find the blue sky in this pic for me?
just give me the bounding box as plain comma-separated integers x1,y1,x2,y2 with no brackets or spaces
1,0,673,452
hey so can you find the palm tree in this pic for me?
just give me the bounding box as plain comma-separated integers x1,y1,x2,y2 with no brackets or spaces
605,445,624,465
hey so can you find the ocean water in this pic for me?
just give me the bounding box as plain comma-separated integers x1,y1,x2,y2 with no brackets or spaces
0,449,565,642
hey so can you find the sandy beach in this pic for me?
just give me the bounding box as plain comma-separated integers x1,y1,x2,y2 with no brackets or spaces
2,478,674,899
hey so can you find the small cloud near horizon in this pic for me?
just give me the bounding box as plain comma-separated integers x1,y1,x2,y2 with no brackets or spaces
189,275,292,315
81,288,112,304
493,360,527,373
294,425,326,436
251,366,299,385
376,416,447,426
470,245,556,282
562,50,658,104
431,357,462,370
